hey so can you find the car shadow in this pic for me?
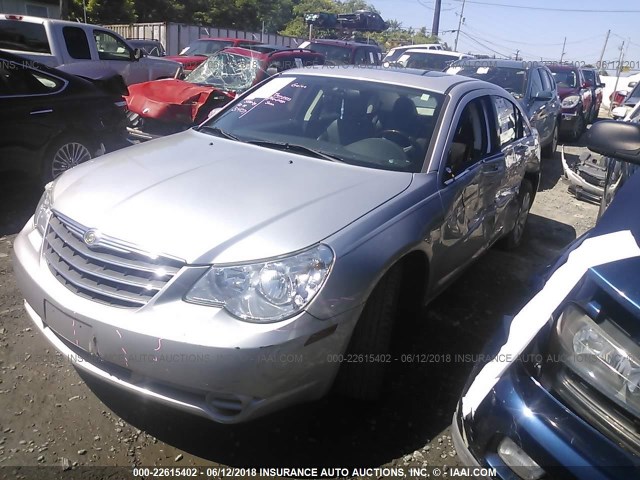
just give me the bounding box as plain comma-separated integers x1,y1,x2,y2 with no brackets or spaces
78,214,577,468
0,172,43,237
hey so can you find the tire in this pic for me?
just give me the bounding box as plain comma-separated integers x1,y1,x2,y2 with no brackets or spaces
333,264,402,400
499,179,533,250
570,113,585,142
541,122,558,159
42,136,93,185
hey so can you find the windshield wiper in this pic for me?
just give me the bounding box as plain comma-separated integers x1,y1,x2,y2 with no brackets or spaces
198,126,240,141
247,141,344,163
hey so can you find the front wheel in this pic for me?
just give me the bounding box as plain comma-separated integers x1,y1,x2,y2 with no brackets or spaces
570,113,585,142
499,179,533,250
42,136,93,184
333,264,402,400
542,122,558,159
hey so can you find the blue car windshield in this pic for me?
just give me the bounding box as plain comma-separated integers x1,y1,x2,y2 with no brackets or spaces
202,74,445,173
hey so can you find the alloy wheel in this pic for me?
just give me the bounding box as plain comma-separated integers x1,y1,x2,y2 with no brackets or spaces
51,142,92,179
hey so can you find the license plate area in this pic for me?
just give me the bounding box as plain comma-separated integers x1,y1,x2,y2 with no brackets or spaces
44,301,94,353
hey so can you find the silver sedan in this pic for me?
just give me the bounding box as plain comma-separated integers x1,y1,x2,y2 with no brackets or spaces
13,66,540,423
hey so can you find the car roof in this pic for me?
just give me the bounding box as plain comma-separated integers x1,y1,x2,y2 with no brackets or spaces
404,49,468,57
192,38,260,44
221,47,322,60
547,64,579,72
452,58,531,69
390,43,444,50
280,65,483,94
307,39,380,48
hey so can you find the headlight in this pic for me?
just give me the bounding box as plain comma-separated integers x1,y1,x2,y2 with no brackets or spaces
561,95,581,109
554,303,640,418
34,182,53,235
185,244,334,322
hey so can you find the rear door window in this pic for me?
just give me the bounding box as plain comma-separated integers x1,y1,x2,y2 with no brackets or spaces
63,26,91,60
0,60,64,96
493,96,523,147
0,19,51,53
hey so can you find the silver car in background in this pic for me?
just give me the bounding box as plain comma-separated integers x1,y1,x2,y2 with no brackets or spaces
13,67,540,423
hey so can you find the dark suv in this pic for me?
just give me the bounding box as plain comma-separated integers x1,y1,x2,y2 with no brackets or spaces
548,64,593,141
452,120,640,479
449,59,561,158
298,39,381,66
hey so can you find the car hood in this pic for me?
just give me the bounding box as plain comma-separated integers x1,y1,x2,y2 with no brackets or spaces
165,55,206,68
52,130,413,264
126,79,233,123
557,86,579,100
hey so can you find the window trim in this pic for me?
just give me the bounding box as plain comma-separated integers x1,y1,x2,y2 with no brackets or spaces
0,60,68,99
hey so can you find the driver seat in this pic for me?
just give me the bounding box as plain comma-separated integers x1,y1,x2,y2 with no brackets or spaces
318,91,375,145
385,96,423,138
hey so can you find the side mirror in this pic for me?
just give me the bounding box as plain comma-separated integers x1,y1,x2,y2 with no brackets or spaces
586,120,640,165
133,48,143,61
611,106,629,120
266,66,278,77
582,80,593,88
598,83,606,88
533,91,553,101
629,81,638,88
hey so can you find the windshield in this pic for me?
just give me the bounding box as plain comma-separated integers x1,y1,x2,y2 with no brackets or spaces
398,52,460,71
455,66,527,97
551,69,577,88
303,43,353,65
180,39,233,56
185,51,262,92
200,74,445,173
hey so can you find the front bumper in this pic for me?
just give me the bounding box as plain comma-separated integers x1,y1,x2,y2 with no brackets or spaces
559,110,581,132
454,360,640,479
12,220,357,424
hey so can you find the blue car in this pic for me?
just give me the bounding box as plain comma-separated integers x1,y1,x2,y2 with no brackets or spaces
452,120,640,479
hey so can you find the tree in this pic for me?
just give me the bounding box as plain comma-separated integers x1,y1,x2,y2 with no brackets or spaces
83,0,136,24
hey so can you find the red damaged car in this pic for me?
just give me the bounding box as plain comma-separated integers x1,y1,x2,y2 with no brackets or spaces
165,38,263,72
126,47,325,140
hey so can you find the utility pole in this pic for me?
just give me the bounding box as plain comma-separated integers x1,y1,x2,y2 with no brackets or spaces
597,29,610,71
514,50,520,61
611,41,625,113
560,37,567,63
454,0,466,51
432,0,442,37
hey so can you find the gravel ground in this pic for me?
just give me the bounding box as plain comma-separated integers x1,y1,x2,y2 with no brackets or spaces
0,128,600,479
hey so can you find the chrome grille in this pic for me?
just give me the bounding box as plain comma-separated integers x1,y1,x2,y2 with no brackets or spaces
43,212,184,308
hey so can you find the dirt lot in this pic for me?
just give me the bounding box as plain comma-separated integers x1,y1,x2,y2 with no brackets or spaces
0,132,599,479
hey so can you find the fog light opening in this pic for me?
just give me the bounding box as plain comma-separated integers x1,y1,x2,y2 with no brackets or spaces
497,437,546,480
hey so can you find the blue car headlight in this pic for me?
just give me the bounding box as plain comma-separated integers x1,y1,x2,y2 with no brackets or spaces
185,244,334,323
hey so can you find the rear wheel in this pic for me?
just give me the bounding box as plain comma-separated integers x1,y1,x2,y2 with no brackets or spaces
333,264,402,400
499,179,533,250
42,136,92,184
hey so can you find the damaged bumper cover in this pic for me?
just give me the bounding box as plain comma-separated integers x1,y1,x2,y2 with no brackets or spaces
561,145,605,202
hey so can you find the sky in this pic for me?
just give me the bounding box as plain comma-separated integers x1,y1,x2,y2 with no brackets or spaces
372,0,640,70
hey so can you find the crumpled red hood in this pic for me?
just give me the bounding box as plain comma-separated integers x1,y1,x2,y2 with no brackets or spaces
125,79,235,124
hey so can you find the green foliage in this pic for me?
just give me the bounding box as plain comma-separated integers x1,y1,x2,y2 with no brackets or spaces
65,0,439,49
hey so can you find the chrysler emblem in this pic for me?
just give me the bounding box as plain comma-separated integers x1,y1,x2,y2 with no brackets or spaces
83,229,99,246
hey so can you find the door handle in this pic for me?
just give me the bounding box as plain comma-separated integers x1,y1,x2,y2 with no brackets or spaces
30,109,53,115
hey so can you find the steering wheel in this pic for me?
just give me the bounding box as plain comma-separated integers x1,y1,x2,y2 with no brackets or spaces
378,129,420,155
